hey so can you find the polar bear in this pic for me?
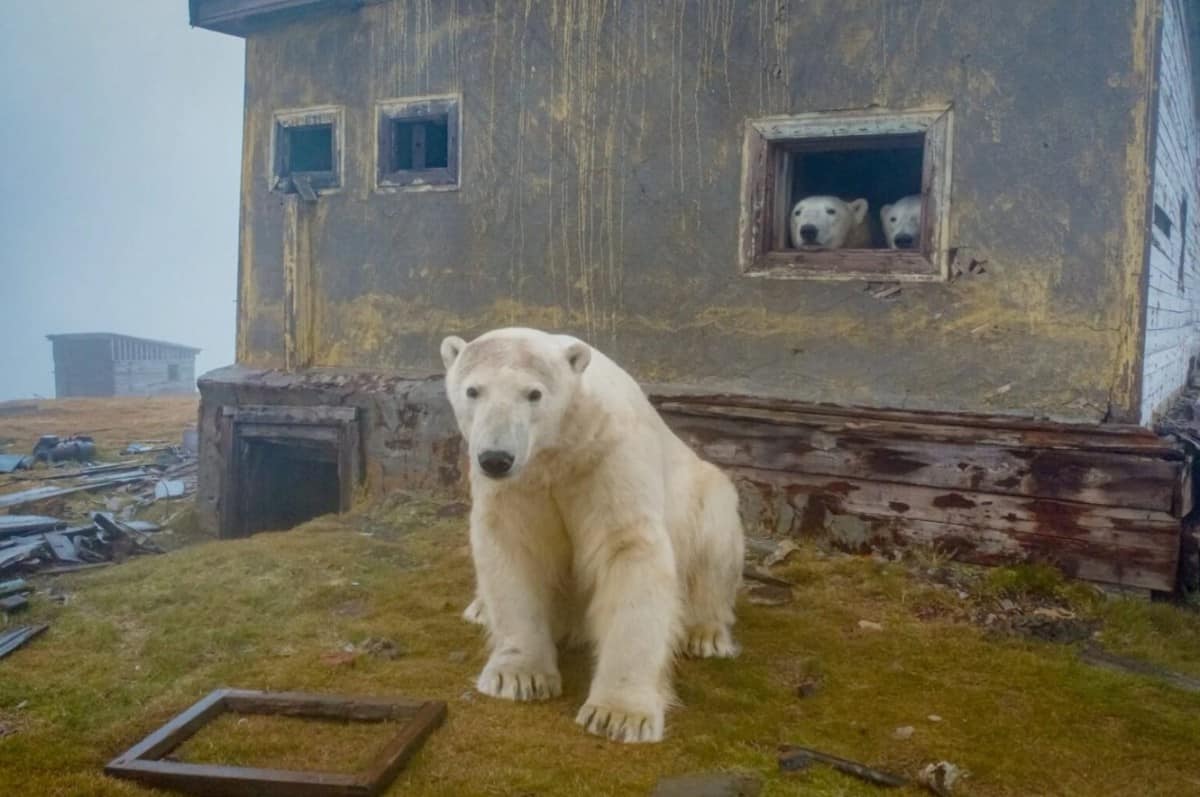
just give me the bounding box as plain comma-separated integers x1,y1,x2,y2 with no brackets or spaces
790,195,871,249
881,194,922,249
440,327,744,743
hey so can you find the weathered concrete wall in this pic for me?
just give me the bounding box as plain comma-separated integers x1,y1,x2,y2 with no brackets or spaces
237,0,1157,423
113,358,197,396
1142,0,1200,423
51,339,114,398
196,365,463,534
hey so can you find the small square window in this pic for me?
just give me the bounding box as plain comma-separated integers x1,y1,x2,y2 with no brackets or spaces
271,106,343,195
739,107,953,281
376,95,460,192
167,364,180,381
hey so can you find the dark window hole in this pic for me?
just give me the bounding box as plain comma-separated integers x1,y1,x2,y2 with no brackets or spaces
286,124,334,174
391,117,449,171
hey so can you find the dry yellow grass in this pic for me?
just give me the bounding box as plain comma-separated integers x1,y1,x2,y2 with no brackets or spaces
2,490,1200,796
0,396,199,458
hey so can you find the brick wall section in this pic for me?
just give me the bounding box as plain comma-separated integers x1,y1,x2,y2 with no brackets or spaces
1142,0,1200,423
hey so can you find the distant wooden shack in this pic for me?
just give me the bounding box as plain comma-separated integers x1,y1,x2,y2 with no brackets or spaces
47,333,199,398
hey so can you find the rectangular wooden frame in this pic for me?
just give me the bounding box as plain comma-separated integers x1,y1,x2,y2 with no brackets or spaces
105,688,447,797
374,94,462,192
738,106,954,282
271,105,345,195
218,404,361,538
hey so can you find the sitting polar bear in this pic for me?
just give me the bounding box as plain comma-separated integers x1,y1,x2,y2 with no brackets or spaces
790,195,871,249
441,327,744,743
881,194,922,249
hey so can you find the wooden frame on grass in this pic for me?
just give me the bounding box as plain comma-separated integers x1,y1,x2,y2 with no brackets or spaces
105,688,446,797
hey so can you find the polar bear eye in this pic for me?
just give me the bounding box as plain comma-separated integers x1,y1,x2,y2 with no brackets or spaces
466,386,479,399
890,216,897,222
826,208,836,215
528,389,542,402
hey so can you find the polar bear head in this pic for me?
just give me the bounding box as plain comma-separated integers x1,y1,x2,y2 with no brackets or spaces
881,194,922,250
440,327,591,480
790,195,869,249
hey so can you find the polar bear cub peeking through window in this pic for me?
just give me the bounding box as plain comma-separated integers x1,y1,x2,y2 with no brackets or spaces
881,194,923,249
441,327,745,743
790,195,871,249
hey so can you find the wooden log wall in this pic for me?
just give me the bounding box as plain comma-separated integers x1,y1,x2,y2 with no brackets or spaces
653,394,1191,592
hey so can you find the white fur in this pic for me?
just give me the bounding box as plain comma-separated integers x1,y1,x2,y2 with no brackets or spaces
881,194,922,249
441,328,744,743
790,195,870,249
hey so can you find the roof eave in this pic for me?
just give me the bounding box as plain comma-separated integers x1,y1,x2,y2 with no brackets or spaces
189,0,370,38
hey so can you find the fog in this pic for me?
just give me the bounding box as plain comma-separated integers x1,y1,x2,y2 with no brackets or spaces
0,1,244,400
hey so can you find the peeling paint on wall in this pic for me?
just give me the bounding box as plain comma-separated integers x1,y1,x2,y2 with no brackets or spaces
236,0,1159,422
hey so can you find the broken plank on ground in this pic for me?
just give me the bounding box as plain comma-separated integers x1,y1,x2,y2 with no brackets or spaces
0,472,149,510
0,624,48,659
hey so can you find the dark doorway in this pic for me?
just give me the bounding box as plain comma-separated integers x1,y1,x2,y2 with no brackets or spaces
219,405,361,538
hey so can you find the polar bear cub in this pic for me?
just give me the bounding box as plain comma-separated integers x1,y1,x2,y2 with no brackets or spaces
441,327,744,743
881,194,922,249
790,195,871,249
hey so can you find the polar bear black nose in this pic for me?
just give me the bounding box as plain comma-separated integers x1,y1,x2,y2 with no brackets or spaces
478,450,515,477
894,234,915,249
799,224,818,243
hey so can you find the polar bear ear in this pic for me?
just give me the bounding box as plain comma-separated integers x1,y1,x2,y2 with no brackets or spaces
565,341,592,375
849,198,869,225
440,336,467,370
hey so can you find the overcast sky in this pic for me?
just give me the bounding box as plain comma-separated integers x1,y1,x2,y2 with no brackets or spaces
0,1,244,400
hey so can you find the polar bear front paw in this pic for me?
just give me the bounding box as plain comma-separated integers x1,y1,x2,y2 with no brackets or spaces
575,702,664,743
476,666,561,701
683,624,740,659
462,597,487,626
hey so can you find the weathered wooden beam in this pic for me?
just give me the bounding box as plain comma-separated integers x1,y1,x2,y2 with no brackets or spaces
666,412,1181,512
734,467,1180,591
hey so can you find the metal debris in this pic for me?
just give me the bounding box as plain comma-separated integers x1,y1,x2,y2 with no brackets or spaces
0,472,150,510
32,435,96,464
154,479,186,500
0,454,29,473
0,624,47,660
779,745,908,788
0,516,65,538
0,593,30,613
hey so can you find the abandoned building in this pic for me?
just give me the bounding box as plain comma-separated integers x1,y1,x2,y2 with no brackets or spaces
47,333,199,398
191,0,1200,592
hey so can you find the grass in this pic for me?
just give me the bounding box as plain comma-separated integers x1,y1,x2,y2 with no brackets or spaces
2,491,1200,796
0,395,198,461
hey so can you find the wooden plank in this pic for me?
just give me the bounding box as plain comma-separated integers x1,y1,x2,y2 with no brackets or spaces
222,690,426,721
109,688,231,763
734,467,1179,590
665,412,1181,512
222,405,358,425
734,467,1179,546
656,400,1177,455
358,701,447,795
744,248,940,281
107,760,366,797
652,391,1169,438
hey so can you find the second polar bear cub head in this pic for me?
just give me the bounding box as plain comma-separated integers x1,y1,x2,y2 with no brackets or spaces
790,195,870,249
881,194,922,249
441,328,591,480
